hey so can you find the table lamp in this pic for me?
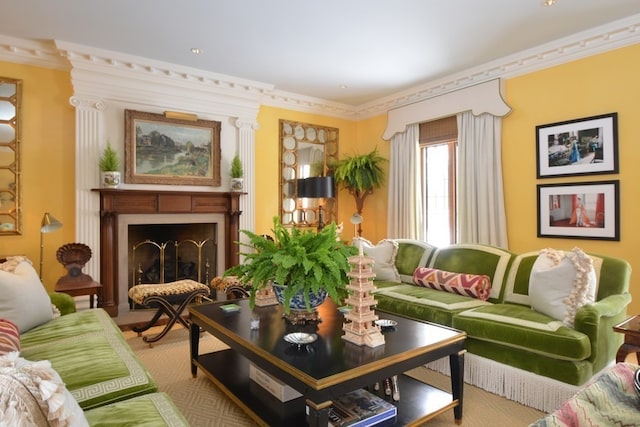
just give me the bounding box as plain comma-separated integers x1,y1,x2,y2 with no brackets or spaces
297,176,335,231
40,212,63,279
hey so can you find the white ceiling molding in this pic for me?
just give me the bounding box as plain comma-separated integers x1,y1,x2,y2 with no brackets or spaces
1,13,639,121
382,79,511,140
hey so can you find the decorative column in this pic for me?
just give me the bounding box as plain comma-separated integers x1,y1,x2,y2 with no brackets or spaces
70,96,106,281
235,118,258,255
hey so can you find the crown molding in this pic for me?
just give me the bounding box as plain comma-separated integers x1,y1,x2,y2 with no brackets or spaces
1,13,639,120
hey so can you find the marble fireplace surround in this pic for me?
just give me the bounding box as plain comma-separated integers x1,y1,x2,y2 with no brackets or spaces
95,188,242,317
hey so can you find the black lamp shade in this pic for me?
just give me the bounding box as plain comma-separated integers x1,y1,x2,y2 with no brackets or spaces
297,176,335,198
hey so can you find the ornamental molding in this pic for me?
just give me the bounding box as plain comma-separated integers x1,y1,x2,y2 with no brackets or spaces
1,13,639,120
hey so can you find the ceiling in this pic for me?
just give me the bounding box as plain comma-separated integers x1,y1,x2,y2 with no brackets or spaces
1,0,640,106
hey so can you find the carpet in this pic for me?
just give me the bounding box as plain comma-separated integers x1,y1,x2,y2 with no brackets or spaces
125,325,545,426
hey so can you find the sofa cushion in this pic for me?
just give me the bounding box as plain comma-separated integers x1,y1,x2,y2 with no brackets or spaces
394,239,436,283
413,267,491,301
0,352,88,427
20,309,158,410
528,248,596,327
353,237,400,282
0,258,54,333
84,392,190,427
373,283,491,326
0,318,20,355
453,303,591,360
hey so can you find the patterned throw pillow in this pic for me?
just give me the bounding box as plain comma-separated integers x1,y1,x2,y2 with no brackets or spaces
352,237,401,282
413,267,492,301
0,318,19,355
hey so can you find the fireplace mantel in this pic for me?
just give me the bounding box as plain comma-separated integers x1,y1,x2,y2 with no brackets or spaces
93,188,243,316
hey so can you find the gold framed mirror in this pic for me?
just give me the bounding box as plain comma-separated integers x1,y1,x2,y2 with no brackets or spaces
279,120,338,228
0,77,21,235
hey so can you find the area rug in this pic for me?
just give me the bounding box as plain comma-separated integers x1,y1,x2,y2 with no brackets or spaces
125,326,545,426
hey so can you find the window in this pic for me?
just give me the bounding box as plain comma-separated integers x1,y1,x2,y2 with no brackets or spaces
419,117,457,246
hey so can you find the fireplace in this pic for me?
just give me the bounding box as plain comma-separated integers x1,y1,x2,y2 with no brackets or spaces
95,189,243,316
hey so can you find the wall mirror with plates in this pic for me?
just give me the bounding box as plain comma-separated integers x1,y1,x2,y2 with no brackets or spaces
0,77,21,235
279,120,338,228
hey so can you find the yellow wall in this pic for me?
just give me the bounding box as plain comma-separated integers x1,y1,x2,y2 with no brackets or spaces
502,43,640,313
0,62,75,289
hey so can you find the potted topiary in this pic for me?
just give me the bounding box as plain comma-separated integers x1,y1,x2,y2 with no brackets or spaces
230,154,244,191
99,141,121,188
224,216,357,315
333,148,386,236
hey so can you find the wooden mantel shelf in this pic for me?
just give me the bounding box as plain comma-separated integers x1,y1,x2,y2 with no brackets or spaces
92,188,244,317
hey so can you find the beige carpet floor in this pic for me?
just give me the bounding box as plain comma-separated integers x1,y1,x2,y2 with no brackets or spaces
124,325,546,426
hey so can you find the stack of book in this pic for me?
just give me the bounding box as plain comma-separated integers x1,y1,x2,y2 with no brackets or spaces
327,388,397,427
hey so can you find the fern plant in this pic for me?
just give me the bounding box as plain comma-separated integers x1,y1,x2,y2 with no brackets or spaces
230,154,243,178
99,141,120,172
333,148,386,215
224,216,357,313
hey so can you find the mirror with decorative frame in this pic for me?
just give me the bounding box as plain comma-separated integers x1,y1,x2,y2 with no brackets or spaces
279,120,338,228
0,77,21,235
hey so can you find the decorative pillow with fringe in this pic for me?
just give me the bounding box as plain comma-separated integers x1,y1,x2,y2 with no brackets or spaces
0,352,88,427
0,318,19,355
413,267,492,301
352,237,401,282
528,247,596,327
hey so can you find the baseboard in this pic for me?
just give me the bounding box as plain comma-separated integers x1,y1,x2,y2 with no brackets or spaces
426,353,580,413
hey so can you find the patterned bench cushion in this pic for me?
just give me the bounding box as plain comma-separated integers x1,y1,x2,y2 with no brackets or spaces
129,279,210,305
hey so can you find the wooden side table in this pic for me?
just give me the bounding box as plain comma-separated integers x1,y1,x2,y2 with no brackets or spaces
55,277,103,308
613,315,640,363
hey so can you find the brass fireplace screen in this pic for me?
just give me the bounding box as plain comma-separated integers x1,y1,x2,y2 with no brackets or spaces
130,238,216,287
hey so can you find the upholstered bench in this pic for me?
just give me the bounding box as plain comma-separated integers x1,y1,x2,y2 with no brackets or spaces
128,279,210,344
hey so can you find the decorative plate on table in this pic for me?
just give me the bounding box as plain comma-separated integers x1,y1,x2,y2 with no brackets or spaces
284,332,317,346
375,319,398,329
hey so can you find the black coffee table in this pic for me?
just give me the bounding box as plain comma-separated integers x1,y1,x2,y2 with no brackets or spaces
189,298,466,426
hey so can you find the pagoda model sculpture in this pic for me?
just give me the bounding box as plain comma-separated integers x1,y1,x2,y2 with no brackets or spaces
342,244,385,347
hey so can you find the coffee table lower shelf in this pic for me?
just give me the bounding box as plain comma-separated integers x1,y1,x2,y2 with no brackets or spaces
193,349,458,427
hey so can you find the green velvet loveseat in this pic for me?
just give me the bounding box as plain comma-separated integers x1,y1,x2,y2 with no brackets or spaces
357,239,632,412
0,256,189,426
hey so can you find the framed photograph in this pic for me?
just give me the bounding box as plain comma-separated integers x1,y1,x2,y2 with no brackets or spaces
536,113,618,178
124,109,221,186
537,180,619,241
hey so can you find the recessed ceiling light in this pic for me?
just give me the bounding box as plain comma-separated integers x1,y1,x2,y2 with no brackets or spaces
190,48,202,54
340,84,348,89
543,0,556,6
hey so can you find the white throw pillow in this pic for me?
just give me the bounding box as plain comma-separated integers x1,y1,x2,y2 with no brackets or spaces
528,247,596,327
352,237,401,282
0,352,88,427
0,258,54,333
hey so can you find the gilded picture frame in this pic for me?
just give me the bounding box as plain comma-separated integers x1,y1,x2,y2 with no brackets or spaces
124,109,221,186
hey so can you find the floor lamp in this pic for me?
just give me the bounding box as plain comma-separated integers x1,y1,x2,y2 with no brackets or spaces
297,176,335,231
40,212,63,279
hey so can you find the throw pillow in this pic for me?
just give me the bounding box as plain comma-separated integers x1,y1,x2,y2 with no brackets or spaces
0,318,19,355
412,267,492,301
528,247,596,327
0,352,89,427
0,258,54,333
352,237,401,282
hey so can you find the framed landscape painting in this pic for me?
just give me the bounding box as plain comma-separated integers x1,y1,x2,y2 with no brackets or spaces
124,109,221,186
537,180,619,241
536,113,618,178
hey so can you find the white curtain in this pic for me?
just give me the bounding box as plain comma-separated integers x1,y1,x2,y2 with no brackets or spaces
387,123,424,239
457,111,508,247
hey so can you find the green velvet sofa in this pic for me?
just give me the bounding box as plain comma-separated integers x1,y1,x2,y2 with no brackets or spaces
367,240,632,412
19,293,190,426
